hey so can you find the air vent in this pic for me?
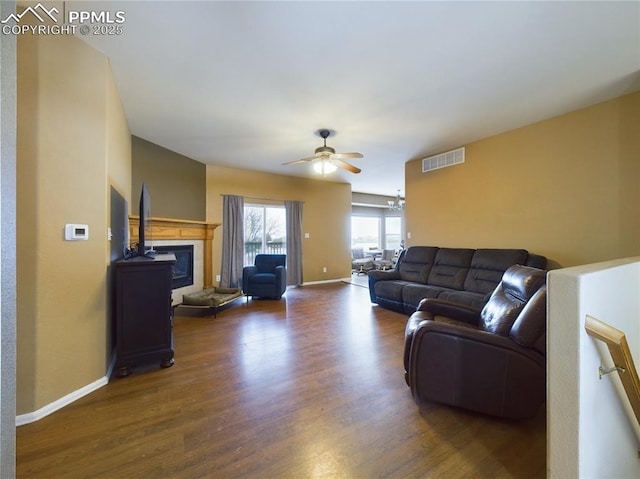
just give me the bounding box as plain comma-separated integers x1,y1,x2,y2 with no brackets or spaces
422,147,465,173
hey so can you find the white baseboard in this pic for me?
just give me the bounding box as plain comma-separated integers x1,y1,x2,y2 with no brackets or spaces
16,376,108,426
16,352,116,426
301,278,344,286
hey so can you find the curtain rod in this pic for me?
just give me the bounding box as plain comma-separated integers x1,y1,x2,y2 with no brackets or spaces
220,194,304,203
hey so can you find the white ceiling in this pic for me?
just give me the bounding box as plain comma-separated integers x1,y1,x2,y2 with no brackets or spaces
75,1,640,196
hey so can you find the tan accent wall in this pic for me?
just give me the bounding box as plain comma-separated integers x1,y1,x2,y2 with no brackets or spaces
17,33,130,414
405,92,640,268
107,72,132,216
206,166,352,283
132,136,206,221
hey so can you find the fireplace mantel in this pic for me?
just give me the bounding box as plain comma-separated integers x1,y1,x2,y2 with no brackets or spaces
129,216,220,288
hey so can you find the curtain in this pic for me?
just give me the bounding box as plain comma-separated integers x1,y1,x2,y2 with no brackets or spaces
285,200,303,286
220,195,244,288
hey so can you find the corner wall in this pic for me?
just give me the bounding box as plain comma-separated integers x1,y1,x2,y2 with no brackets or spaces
548,257,640,477
404,92,640,268
132,136,206,221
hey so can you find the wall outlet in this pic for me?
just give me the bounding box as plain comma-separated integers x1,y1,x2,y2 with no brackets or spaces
322,266,327,273
216,275,221,282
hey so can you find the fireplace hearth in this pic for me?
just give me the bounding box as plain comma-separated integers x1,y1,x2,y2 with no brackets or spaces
154,245,194,289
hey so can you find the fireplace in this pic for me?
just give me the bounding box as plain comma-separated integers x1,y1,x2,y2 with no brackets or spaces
154,245,194,290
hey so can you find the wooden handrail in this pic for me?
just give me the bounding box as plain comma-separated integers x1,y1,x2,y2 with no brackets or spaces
585,315,640,429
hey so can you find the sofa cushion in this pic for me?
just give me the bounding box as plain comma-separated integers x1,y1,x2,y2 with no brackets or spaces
401,283,448,311
436,289,487,309
374,280,410,303
427,248,475,290
525,253,547,269
398,246,438,283
463,249,529,294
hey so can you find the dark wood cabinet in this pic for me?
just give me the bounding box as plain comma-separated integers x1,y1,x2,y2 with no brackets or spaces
113,254,176,377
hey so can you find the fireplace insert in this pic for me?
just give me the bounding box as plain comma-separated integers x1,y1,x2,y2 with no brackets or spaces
154,245,194,289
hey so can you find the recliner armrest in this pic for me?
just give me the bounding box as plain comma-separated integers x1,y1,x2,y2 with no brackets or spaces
412,320,543,362
416,298,481,326
407,319,546,419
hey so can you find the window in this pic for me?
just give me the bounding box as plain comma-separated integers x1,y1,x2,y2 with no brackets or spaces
385,216,402,250
351,216,380,250
244,205,286,265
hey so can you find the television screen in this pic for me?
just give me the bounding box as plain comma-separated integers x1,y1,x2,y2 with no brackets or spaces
137,182,156,258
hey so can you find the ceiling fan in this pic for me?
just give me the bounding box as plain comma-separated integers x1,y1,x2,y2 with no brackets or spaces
283,129,363,174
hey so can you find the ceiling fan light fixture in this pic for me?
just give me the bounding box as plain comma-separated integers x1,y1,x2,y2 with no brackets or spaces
282,129,363,175
313,160,338,175
315,146,336,155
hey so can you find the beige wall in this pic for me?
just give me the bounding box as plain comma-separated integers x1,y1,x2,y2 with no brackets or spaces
206,166,352,283
17,33,130,414
132,136,206,221
107,75,132,217
405,92,640,268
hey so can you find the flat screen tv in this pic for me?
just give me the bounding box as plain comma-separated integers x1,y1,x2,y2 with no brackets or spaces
137,182,156,258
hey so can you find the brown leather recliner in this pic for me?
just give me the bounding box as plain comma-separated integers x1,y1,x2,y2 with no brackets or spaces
404,264,547,419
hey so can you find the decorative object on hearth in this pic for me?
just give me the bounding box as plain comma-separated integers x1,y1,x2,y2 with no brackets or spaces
282,129,363,175
388,190,405,211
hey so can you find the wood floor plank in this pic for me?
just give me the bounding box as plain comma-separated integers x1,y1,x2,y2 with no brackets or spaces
17,282,545,478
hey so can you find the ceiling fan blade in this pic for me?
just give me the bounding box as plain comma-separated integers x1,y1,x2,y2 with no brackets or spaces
332,159,361,174
331,152,363,160
282,156,316,166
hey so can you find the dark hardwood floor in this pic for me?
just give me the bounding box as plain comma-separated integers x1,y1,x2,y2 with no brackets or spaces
16,282,546,478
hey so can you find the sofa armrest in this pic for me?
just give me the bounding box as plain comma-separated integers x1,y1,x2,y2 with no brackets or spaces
367,269,401,304
416,298,481,326
368,269,400,281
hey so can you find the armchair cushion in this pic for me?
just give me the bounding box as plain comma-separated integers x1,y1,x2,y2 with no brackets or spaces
480,265,546,335
510,285,547,354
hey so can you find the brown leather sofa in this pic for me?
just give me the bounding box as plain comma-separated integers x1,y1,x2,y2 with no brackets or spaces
403,265,547,419
368,246,547,314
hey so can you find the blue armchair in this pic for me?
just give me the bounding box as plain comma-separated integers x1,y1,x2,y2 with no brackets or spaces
242,254,287,299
